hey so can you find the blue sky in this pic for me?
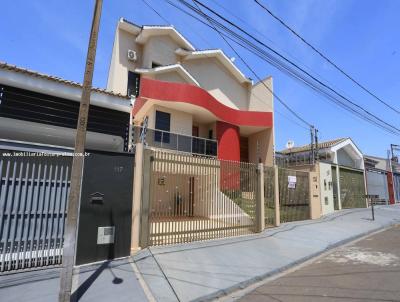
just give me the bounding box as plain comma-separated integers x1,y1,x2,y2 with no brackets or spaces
1,0,399,157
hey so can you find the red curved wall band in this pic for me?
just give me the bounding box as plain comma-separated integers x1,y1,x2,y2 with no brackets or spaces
134,78,273,128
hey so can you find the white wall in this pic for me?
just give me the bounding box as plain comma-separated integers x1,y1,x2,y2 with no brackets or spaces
319,162,335,215
337,148,356,168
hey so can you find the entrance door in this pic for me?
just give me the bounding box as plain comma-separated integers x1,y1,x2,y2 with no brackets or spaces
75,151,134,265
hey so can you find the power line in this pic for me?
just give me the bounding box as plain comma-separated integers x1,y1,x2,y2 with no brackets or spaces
168,0,399,135
189,0,313,128
254,0,400,115
163,0,313,128
141,0,170,24
172,0,400,136
145,0,313,129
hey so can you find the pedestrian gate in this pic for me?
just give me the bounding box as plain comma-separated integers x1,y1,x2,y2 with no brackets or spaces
278,168,310,223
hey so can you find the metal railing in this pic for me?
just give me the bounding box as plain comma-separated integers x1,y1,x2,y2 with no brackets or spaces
146,150,257,246
132,126,217,157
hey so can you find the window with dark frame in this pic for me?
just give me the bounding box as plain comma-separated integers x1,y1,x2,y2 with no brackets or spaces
154,110,171,143
151,61,162,68
127,71,140,97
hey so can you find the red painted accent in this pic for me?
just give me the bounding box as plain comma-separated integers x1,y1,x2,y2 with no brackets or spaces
217,121,241,190
216,121,240,161
387,172,395,204
134,78,273,127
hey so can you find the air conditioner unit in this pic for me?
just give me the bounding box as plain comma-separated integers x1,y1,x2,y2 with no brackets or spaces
127,49,137,62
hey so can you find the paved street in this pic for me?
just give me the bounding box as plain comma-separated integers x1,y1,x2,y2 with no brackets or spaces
238,225,400,302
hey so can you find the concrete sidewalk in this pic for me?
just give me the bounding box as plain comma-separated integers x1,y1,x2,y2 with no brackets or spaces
1,205,399,302
134,205,400,302
0,257,149,302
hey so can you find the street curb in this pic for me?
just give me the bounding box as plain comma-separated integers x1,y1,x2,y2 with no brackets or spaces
191,220,400,302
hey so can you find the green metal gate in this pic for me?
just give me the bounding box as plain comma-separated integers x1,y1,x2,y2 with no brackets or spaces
278,168,310,223
339,168,366,208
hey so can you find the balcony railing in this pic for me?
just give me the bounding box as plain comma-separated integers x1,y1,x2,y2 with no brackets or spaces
132,126,218,157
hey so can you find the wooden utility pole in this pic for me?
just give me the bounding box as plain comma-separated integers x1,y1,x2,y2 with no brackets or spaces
310,126,315,165
58,0,103,301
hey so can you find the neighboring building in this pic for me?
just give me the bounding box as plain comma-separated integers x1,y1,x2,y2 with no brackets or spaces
107,19,274,165
364,154,400,204
278,138,367,216
364,155,392,204
0,62,131,152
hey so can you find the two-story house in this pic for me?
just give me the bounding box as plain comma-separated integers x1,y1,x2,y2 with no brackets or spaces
107,19,274,165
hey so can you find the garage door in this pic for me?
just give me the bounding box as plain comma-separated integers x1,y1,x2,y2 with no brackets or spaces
339,168,366,208
366,170,389,204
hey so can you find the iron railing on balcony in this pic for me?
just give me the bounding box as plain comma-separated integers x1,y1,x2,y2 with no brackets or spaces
132,126,218,157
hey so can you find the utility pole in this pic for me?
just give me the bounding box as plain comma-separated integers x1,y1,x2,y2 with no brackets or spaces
59,0,103,301
314,128,319,161
310,126,315,165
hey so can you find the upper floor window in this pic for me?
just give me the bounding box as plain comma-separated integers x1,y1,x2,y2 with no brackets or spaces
155,110,170,143
152,61,162,68
127,71,140,97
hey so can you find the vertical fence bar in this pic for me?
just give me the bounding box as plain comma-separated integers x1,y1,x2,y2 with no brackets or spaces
15,162,30,269
21,162,35,269
2,160,17,272
0,159,9,271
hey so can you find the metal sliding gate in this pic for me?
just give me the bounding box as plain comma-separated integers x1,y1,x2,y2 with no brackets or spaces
278,168,310,223
0,151,72,272
339,168,366,208
146,150,257,246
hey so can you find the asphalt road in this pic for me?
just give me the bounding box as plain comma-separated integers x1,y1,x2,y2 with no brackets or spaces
238,225,400,302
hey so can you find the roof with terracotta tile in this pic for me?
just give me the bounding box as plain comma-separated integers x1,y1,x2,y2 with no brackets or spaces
0,61,129,99
280,137,349,154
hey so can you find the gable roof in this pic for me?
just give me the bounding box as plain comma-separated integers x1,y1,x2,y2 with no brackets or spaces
119,19,195,51
280,138,349,154
135,64,200,86
176,48,251,84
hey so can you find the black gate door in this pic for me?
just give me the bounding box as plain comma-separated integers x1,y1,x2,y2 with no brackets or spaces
75,151,134,265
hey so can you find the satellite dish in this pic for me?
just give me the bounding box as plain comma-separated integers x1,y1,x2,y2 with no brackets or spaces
286,140,295,149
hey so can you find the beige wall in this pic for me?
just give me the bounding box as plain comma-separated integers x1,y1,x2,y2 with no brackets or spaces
248,128,274,166
154,72,188,84
249,77,273,112
182,58,249,110
107,28,142,95
309,171,321,219
108,25,276,117
144,104,193,136
142,36,180,68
